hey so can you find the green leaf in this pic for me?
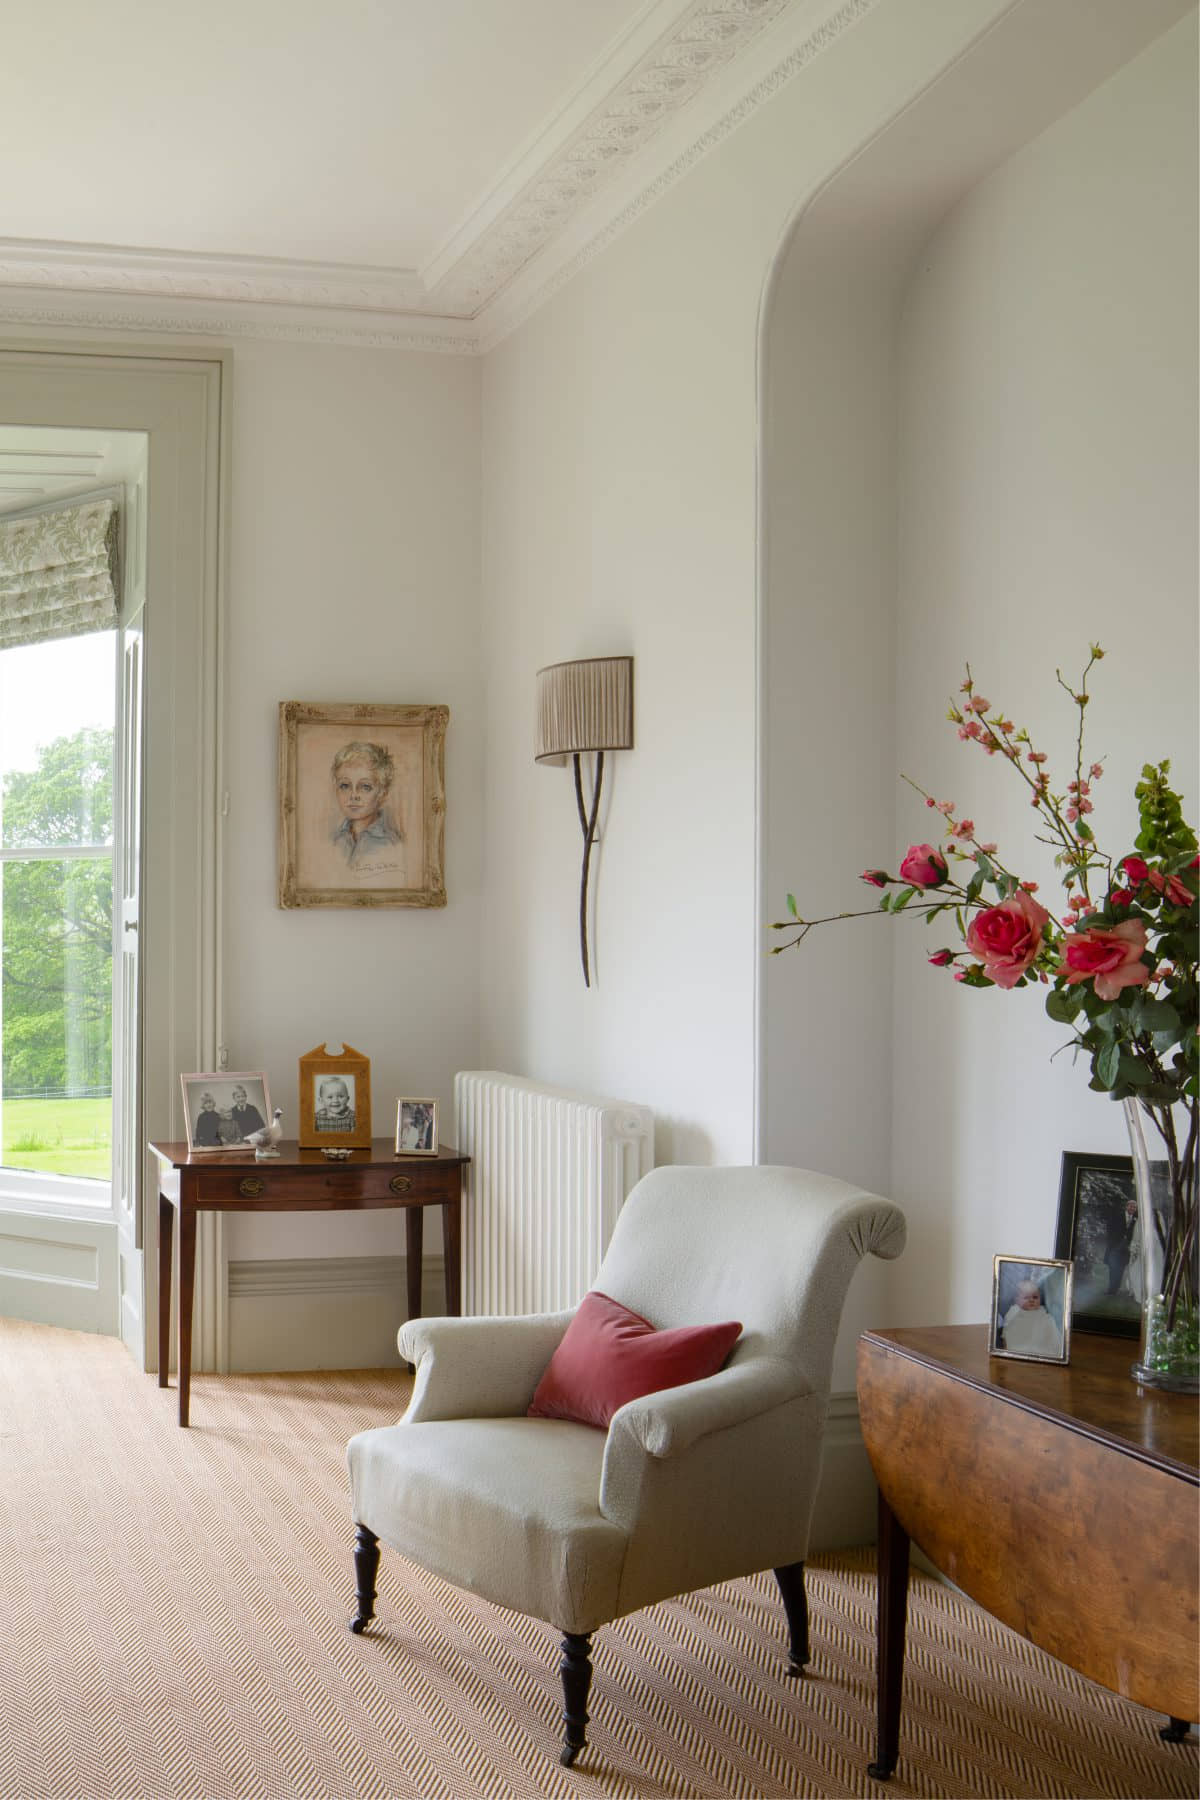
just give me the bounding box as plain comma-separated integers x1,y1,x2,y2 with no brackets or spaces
893,885,917,910
1045,988,1083,1025
1096,1042,1121,1089
1116,1052,1152,1088
965,872,984,903
785,893,797,918
1132,997,1180,1034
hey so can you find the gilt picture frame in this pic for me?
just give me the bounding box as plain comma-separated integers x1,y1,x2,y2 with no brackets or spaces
298,1042,372,1149
278,701,448,909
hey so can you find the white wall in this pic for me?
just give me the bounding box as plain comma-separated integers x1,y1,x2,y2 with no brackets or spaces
219,341,482,1280
763,8,1197,1392
477,0,1036,1167
890,16,1198,1331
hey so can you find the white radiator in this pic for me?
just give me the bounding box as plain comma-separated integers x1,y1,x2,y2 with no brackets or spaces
454,1070,654,1316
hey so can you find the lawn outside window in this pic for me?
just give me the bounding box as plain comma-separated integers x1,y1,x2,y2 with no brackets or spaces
0,631,116,1212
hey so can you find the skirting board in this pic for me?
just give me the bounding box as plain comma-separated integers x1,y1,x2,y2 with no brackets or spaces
227,1254,445,1373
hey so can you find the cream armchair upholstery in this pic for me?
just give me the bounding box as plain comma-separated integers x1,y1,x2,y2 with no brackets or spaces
347,1164,905,1767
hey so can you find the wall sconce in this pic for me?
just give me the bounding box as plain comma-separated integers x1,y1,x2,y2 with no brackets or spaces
535,655,634,988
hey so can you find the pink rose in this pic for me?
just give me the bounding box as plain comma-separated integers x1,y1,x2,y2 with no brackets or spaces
860,869,888,888
899,844,949,889
1058,919,1150,1001
1147,868,1195,908
965,891,1050,989
1121,855,1150,885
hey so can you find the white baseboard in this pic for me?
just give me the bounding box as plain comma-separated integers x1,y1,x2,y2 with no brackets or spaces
227,1254,445,1372
808,1391,878,1551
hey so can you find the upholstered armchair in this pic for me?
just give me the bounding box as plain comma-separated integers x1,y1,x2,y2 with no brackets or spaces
346,1164,905,1767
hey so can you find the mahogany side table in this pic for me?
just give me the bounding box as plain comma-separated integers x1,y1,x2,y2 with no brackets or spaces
150,1138,469,1426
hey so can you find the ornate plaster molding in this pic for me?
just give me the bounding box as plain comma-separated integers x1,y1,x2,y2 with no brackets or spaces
427,0,795,314
479,0,880,348
0,0,878,350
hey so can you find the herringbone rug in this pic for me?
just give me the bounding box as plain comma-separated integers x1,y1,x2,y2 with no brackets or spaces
0,1317,1194,1800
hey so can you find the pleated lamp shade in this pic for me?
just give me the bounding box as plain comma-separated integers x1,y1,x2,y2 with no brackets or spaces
535,656,634,764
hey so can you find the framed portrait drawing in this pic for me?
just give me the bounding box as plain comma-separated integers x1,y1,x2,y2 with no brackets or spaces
298,1042,372,1149
1054,1149,1141,1338
278,701,448,909
990,1255,1073,1365
395,1098,438,1156
181,1071,272,1154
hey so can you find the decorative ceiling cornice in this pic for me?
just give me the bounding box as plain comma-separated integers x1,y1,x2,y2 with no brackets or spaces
0,0,877,351
425,0,795,315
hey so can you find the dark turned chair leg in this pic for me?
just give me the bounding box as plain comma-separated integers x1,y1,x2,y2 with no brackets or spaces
349,1524,380,1634
559,1632,593,1766
1160,1717,1192,1742
774,1562,809,1674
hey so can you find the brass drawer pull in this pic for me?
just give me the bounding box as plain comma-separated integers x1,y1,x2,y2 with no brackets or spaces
239,1177,266,1198
390,1175,413,1195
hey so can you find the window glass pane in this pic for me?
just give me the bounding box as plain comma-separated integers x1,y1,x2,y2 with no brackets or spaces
1,856,113,1180
0,634,115,848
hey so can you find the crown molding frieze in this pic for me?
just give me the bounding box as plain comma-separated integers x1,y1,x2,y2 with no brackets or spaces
0,0,878,352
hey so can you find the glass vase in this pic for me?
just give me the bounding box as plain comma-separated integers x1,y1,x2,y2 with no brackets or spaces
1124,1097,1200,1393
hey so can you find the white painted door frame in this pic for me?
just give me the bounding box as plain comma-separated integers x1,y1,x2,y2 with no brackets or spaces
0,340,229,1372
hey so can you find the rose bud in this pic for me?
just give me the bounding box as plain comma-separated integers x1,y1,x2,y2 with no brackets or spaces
861,869,889,888
899,844,949,889
928,949,955,967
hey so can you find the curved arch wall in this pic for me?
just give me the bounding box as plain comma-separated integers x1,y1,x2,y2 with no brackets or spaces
761,8,1198,1394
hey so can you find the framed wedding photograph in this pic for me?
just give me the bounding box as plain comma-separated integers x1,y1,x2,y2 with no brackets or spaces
1053,1150,1142,1338
278,700,448,910
298,1042,372,1149
181,1071,272,1154
990,1255,1073,1365
395,1098,438,1156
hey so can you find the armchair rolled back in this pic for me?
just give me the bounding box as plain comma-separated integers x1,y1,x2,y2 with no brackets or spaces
593,1164,905,1401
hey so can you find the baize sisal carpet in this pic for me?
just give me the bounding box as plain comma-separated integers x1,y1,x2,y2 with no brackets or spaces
0,1318,1194,1800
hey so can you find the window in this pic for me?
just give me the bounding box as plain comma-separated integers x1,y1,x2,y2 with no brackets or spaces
0,631,116,1205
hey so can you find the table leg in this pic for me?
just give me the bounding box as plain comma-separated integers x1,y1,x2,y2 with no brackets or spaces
158,1194,174,1388
405,1206,424,1322
868,1485,911,1781
442,1197,461,1315
177,1204,196,1428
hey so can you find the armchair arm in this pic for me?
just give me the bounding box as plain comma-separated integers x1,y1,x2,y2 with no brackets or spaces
398,1311,574,1422
604,1355,809,1461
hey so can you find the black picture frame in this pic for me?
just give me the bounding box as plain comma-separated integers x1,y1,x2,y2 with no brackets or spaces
1054,1150,1140,1339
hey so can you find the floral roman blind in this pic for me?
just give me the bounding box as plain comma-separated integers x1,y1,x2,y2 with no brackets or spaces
0,497,119,649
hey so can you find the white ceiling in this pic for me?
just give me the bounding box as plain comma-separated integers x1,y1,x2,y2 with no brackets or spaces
0,0,813,340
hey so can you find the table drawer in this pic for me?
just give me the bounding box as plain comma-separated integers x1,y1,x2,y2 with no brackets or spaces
180,1162,458,1208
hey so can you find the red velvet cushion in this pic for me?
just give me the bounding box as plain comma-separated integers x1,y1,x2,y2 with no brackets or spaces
527,1289,742,1430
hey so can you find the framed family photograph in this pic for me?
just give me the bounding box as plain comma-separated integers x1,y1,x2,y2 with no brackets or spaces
990,1255,1073,1365
278,700,448,910
180,1072,272,1154
1053,1149,1141,1338
395,1098,438,1156
298,1042,372,1149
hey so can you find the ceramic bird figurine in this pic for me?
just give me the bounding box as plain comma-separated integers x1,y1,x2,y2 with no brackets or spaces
247,1109,284,1159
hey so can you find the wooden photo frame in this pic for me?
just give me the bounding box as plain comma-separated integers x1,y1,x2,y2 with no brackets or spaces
298,1042,372,1149
278,701,448,909
990,1255,1073,1365
395,1098,438,1156
1053,1150,1142,1339
181,1071,272,1154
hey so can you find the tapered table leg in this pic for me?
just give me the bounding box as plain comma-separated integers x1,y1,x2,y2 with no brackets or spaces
868,1486,910,1780
158,1193,174,1388
177,1203,196,1429
405,1206,424,1322
442,1197,461,1314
